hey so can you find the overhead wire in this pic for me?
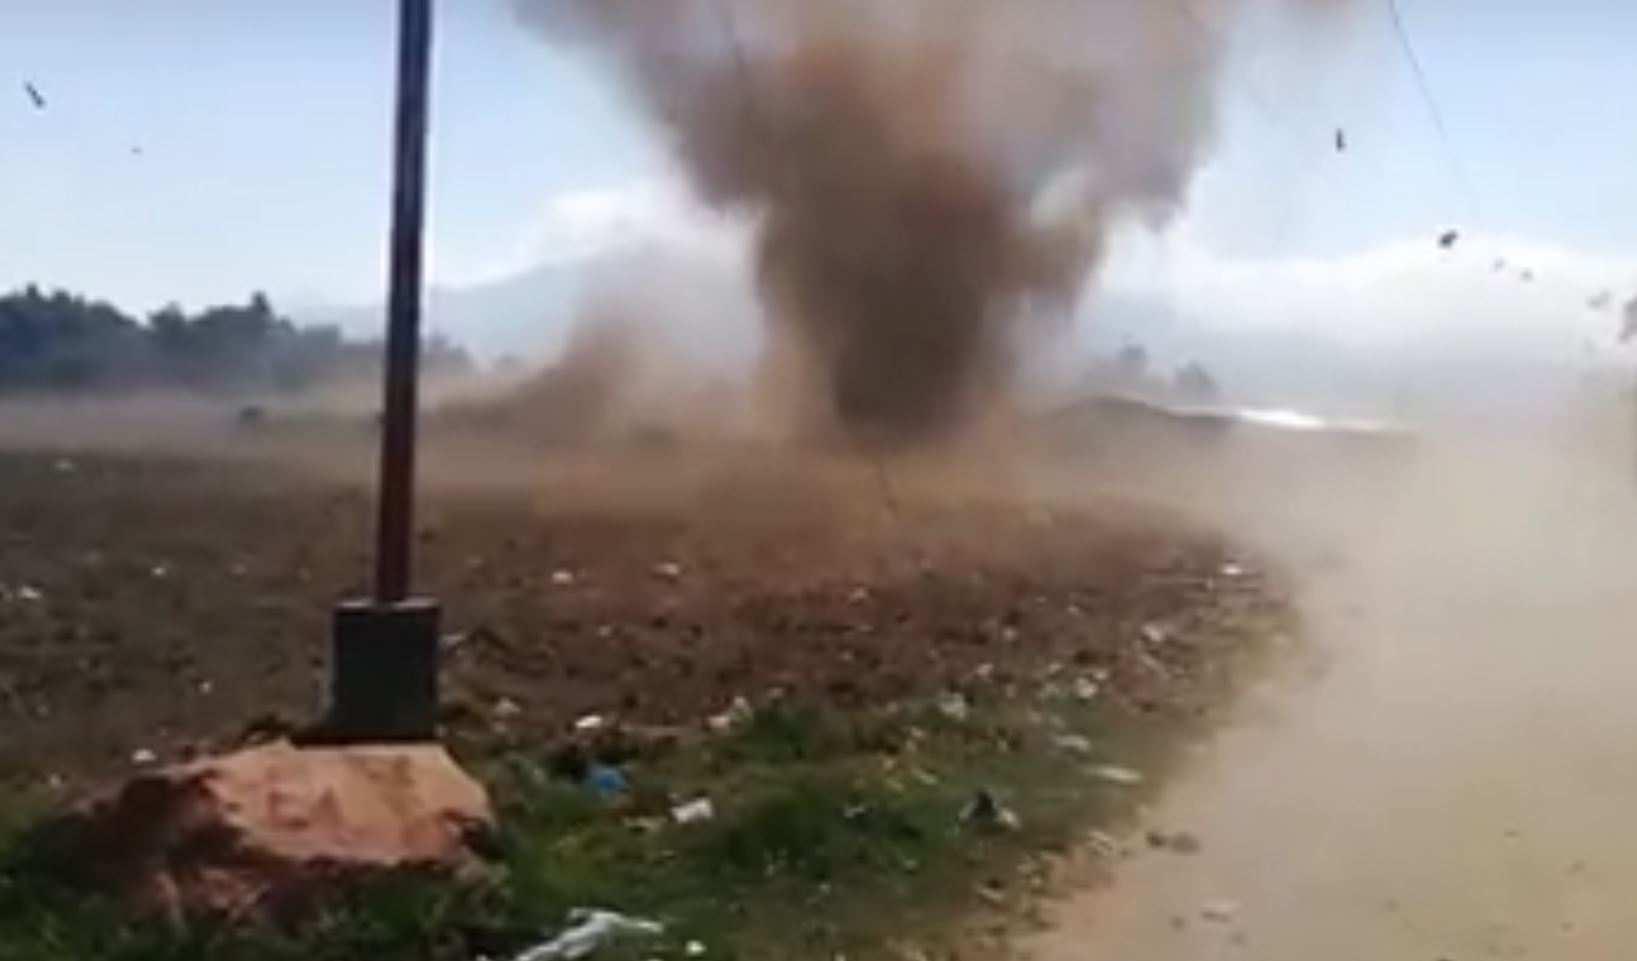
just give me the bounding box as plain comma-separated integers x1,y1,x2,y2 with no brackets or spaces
1383,0,1483,220
1157,0,1403,226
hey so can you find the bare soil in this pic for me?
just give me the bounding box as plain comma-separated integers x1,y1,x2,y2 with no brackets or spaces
0,446,1278,795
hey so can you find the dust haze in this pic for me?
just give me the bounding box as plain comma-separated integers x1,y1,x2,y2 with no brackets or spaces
514,0,1339,444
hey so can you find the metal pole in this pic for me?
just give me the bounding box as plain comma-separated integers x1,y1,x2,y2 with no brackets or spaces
311,0,440,746
374,0,434,603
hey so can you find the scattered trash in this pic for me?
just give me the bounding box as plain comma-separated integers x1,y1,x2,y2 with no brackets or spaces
706,695,753,733
973,880,1008,908
13,585,42,603
585,764,627,801
502,908,664,961
1438,229,1460,250
1071,677,1100,702
493,698,523,720
1200,900,1239,924
936,691,971,723
973,662,996,683
671,797,716,825
1085,830,1121,859
130,748,158,766
239,713,296,745
652,561,684,582
1139,622,1171,646
1052,734,1093,755
961,789,1021,833
1147,830,1202,855
1219,561,1247,578
684,940,707,958
23,81,45,110
550,569,577,587
1090,764,1144,786
573,714,607,734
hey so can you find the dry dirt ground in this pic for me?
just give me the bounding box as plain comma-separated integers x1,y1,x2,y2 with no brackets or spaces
1023,437,1637,959
0,441,1277,797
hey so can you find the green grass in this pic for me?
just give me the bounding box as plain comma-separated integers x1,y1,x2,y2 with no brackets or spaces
0,692,1183,961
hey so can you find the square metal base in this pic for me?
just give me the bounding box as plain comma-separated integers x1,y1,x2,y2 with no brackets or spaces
307,598,441,745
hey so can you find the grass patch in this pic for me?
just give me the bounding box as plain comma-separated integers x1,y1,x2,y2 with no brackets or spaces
0,691,1190,961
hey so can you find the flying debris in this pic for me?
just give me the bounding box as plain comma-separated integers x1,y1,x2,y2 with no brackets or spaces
1334,128,1347,153
22,81,45,110
1437,229,1460,250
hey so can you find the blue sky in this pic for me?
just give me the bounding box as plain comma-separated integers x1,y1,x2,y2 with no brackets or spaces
0,0,658,311
3,0,1637,342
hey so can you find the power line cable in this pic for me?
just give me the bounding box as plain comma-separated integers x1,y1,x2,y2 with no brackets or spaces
1383,0,1482,219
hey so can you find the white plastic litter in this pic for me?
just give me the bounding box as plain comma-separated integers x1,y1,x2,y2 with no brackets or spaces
706,696,753,733
961,789,1021,833
1051,734,1093,755
672,797,716,825
503,909,664,961
1090,764,1144,786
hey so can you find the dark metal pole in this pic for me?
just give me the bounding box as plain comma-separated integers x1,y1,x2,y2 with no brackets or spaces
311,0,440,746
374,0,434,603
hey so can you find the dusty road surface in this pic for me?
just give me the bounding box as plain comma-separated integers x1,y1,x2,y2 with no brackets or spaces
1026,438,1637,959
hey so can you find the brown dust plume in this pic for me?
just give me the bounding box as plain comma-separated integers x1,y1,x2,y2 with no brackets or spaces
515,0,1278,443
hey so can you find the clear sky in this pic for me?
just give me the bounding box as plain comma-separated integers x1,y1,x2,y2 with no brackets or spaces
0,0,659,311
3,0,1636,335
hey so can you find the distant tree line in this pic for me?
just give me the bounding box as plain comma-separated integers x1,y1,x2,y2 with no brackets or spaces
0,286,469,395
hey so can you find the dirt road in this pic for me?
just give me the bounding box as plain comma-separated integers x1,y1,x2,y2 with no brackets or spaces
1026,441,1637,959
